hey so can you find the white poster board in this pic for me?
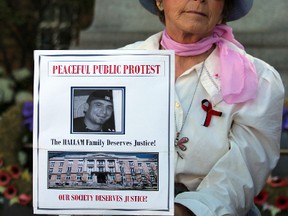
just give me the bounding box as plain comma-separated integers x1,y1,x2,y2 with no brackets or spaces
33,50,175,215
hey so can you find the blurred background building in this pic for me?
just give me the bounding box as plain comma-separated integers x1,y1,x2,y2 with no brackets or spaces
72,0,288,96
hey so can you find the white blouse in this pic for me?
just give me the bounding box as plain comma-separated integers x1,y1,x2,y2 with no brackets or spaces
123,31,285,215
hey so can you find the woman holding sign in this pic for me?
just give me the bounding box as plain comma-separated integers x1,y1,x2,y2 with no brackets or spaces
123,0,285,215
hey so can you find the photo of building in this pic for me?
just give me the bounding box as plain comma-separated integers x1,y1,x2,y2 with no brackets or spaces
48,152,158,190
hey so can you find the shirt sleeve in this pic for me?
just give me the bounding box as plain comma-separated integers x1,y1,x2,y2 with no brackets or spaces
175,62,285,215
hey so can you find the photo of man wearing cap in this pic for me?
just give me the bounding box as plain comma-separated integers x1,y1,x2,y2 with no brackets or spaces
73,89,115,133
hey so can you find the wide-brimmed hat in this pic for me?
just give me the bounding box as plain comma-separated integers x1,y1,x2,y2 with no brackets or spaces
139,0,253,21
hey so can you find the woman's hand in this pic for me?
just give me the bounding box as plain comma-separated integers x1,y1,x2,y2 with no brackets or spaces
174,203,196,216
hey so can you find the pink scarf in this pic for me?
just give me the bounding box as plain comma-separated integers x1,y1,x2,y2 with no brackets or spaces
161,24,258,104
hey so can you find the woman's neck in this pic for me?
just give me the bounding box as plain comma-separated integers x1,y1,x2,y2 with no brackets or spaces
174,45,214,79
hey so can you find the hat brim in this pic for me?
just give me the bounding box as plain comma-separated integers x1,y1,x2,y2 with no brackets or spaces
139,0,253,22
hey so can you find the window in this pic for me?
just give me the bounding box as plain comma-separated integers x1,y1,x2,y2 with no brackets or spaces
130,168,135,173
57,175,61,180
88,160,94,165
88,167,93,173
68,160,73,165
49,168,53,173
108,160,115,166
98,160,105,165
58,168,62,173
67,167,72,172
66,175,71,180
59,162,64,167
77,167,82,172
50,161,55,167
129,161,134,166
77,175,81,180
120,166,124,173
78,160,84,165
110,174,115,181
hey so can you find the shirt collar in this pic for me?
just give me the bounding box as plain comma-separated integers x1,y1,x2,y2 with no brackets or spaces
142,31,224,105
199,48,223,105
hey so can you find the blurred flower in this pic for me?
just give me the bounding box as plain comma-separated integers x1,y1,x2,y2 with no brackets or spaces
21,169,32,183
275,196,288,210
0,78,15,104
22,101,33,132
262,203,281,216
0,171,11,186
3,185,17,199
12,68,31,82
0,98,33,206
267,176,288,187
10,165,21,179
18,193,32,206
254,190,269,205
15,91,33,103
283,108,288,131
18,151,28,167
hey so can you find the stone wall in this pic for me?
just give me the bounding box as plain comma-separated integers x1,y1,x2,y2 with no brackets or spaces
71,0,288,95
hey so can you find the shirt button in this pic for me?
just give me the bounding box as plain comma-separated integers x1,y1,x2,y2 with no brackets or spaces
175,102,181,108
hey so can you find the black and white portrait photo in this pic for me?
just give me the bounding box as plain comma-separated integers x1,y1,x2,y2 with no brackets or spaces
71,87,125,134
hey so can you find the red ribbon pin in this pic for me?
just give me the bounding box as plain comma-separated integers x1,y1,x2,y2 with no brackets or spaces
201,99,222,127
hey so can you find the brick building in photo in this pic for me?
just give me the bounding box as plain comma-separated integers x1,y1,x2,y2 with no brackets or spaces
48,152,158,190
